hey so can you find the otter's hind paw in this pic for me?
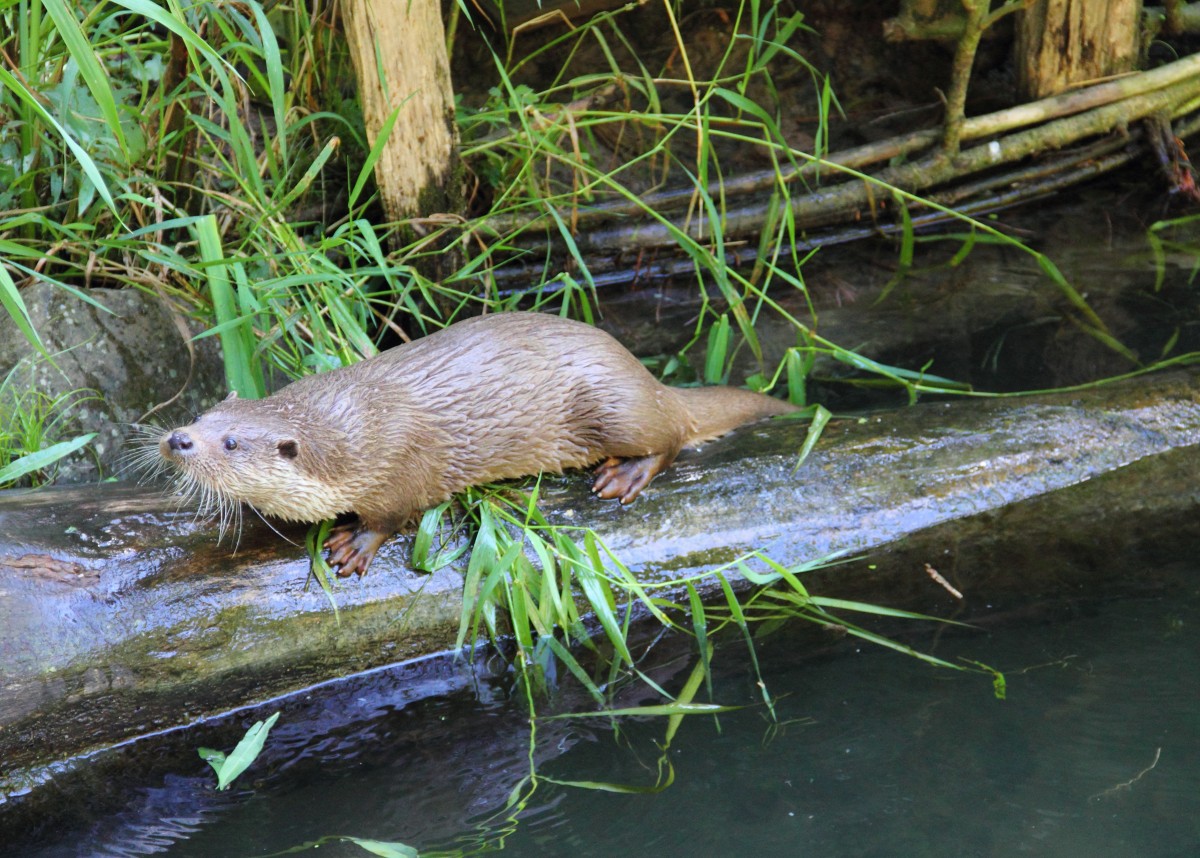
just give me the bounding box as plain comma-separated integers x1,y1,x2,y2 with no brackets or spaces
591,452,673,504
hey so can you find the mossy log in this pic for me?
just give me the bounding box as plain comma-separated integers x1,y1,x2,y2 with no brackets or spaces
2,371,1200,810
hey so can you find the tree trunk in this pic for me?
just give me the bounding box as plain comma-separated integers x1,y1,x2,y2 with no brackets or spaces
1017,0,1142,99
340,0,460,222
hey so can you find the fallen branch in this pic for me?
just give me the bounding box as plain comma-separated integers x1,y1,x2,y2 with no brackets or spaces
479,52,1200,282
488,109,1200,293
491,52,1200,233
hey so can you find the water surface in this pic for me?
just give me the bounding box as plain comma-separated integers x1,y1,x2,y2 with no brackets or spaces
26,583,1197,858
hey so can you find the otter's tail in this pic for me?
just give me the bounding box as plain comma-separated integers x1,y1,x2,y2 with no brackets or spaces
674,386,799,447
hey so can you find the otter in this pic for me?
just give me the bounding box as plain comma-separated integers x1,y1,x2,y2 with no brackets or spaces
160,312,798,576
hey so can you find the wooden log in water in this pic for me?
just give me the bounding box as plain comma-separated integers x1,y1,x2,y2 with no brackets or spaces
2,370,1200,809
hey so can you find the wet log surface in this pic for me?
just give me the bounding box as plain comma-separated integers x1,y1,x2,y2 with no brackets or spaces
2,370,1199,808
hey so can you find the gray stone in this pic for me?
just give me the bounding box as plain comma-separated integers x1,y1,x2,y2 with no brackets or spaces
0,284,226,482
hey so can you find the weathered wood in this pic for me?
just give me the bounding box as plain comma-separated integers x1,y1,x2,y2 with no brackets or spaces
1017,0,1141,99
340,0,459,222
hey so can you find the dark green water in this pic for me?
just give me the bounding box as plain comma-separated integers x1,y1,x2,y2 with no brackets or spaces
20,583,1200,858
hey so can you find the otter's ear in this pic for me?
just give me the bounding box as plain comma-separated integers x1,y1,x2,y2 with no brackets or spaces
277,439,299,459
224,391,239,401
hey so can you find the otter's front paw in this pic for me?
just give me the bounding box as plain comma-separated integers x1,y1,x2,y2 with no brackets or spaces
324,525,391,577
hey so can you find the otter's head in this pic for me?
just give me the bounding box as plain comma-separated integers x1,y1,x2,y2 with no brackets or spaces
159,392,353,525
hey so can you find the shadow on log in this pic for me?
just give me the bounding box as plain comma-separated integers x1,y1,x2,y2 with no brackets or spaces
2,370,1200,809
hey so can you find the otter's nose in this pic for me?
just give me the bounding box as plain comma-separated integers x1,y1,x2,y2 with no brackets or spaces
166,431,194,453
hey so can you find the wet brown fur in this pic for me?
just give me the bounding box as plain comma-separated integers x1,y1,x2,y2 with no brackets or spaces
160,312,798,575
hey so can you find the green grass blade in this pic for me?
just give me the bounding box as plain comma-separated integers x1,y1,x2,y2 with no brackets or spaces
541,770,676,794
548,703,733,719
349,101,406,210
794,404,830,469
340,838,419,858
542,636,606,706
578,533,633,666
277,136,339,211
195,215,261,397
665,650,714,747
40,0,128,160
685,582,712,699
456,503,497,652
0,434,95,485
704,313,731,383
246,0,288,169
118,0,228,70
304,520,340,623
0,264,48,357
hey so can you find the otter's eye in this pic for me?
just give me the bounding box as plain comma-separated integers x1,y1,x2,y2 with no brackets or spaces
278,440,299,459
223,437,238,451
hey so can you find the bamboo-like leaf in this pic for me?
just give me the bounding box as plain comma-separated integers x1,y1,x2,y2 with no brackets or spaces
0,434,95,485
118,0,228,68
199,712,280,790
542,635,605,706
685,582,711,696
594,540,673,627
455,504,497,652
704,313,731,384
578,533,633,666
350,100,407,209
877,190,914,303
665,650,714,747
304,520,340,622
750,12,810,69
794,404,831,470
341,838,419,858
1034,253,1109,331
277,137,339,212
547,702,733,719
246,0,288,168
0,265,47,357
785,348,810,407
412,503,448,571
195,215,262,398
506,555,535,653
950,228,978,266
542,768,676,794
807,595,973,626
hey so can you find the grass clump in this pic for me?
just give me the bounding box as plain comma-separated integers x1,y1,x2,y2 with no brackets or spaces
403,483,992,707
0,363,97,488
